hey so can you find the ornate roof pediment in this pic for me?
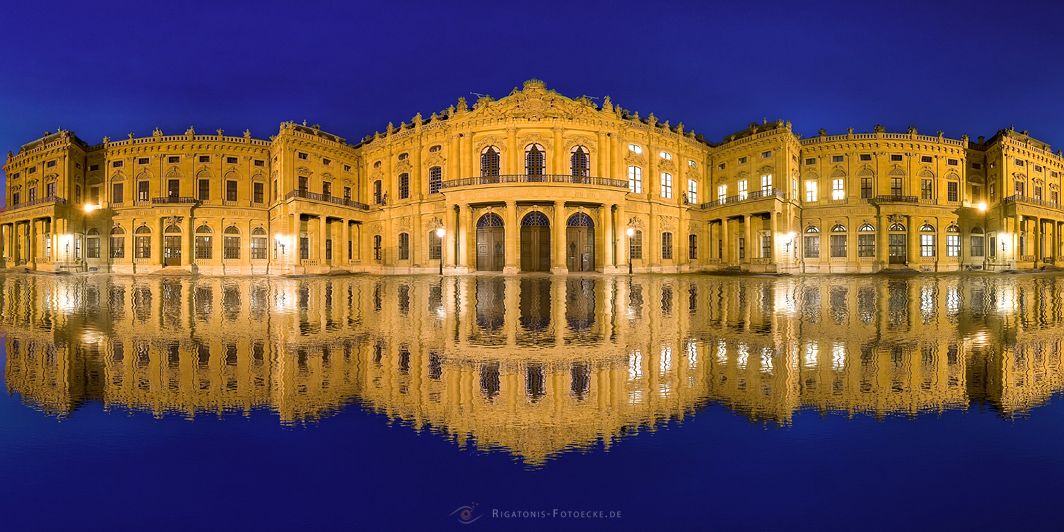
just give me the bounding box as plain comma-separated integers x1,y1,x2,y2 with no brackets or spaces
464,80,599,122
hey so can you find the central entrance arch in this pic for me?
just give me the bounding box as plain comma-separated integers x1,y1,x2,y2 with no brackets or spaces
566,212,595,272
163,223,182,266
476,213,504,271
520,211,551,272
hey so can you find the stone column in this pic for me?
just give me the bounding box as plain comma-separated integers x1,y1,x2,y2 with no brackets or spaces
603,204,615,270
770,211,779,264
722,218,731,265
552,200,567,274
30,219,37,266
742,214,752,266
615,203,627,270
877,214,889,270
504,201,518,273
458,204,472,270
444,203,456,270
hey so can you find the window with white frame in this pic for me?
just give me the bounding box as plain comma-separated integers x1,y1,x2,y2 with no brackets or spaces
832,178,845,200
760,173,772,194
737,179,747,200
660,151,672,160
627,165,643,193
717,184,727,204
628,143,643,155
661,172,673,199
805,180,818,202
687,179,697,203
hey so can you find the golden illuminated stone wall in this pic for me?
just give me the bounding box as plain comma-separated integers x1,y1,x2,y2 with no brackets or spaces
4,81,1064,274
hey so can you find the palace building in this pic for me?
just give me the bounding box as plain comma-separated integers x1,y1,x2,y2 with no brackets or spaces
2,79,1062,275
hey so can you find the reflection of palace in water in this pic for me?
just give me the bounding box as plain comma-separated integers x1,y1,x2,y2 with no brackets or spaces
4,273,1064,464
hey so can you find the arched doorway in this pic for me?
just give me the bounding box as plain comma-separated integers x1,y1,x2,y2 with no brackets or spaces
888,221,907,265
520,211,550,272
163,223,182,266
476,213,504,271
566,212,595,272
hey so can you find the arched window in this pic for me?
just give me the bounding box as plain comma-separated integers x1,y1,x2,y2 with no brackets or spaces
428,166,442,194
481,146,501,178
110,226,126,259
525,144,545,177
946,224,961,257
831,224,847,232
522,211,549,226
971,226,985,257
428,230,442,260
660,151,672,161
428,145,442,153
858,223,875,232
889,222,906,232
567,212,594,227
251,227,267,260
946,224,959,233
805,225,820,233
223,226,240,260
195,224,213,260
803,226,820,258
373,235,382,261
134,225,151,259
858,223,876,257
662,231,674,260
86,228,100,259
398,232,410,260
919,223,936,232
398,173,409,199
570,146,589,178
477,213,504,228
830,224,847,257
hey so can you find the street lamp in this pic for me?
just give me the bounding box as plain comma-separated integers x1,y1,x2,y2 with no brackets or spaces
626,227,635,275
435,225,446,275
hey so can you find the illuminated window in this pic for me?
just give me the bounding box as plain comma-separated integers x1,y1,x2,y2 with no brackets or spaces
628,143,642,155
629,230,643,259
737,179,747,200
428,166,442,194
803,226,820,258
660,151,672,161
717,184,727,203
661,232,673,260
805,180,817,202
687,179,698,204
832,178,845,200
761,173,772,194
223,226,240,259
627,166,643,193
661,172,673,199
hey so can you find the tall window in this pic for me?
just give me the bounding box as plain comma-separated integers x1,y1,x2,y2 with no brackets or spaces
1015,180,1025,196
627,166,643,193
761,173,772,194
570,146,589,177
373,180,383,204
398,173,409,199
226,180,237,202
891,177,903,196
300,235,310,260
737,179,747,200
323,181,332,197
46,182,56,198
429,231,442,260
858,223,875,257
661,232,673,260
86,229,100,259
761,232,772,258
803,226,820,258
805,180,817,202
198,179,210,201
687,180,698,204
921,179,933,200
689,234,697,259
251,228,267,259
526,144,545,176
830,224,847,257
661,172,673,199
137,181,149,202
832,178,845,200
947,181,959,202
717,184,727,204
134,226,151,259
110,227,125,258
223,226,240,259
630,230,643,259
112,183,124,204
253,182,264,204
481,146,501,177
791,178,799,200
373,235,382,261
920,224,936,257
860,177,872,199
398,232,410,260
167,179,179,198
971,228,985,257
428,166,442,194
299,175,309,193
946,225,960,257
195,225,213,259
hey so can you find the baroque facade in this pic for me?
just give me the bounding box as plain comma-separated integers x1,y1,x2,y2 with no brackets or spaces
2,79,1061,275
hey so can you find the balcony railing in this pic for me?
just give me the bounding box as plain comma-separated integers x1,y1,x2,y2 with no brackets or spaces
1004,194,1061,210
286,189,370,210
870,194,918,204
1,195,67,212
152,196,199,205
699,188,784,209
440,174,629,189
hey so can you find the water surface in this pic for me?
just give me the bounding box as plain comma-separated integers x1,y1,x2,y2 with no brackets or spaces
2,272,1064,530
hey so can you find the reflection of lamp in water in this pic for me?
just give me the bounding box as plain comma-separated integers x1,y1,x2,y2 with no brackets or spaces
435,225,446,275
626,227,635,275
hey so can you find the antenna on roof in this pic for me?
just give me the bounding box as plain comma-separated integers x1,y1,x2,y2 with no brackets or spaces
470,92,487,98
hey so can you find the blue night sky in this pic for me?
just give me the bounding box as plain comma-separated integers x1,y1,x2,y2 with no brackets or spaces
2,0,1063,171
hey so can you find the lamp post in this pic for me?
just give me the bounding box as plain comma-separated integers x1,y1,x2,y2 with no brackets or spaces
626,226,635,275
436,225,446,275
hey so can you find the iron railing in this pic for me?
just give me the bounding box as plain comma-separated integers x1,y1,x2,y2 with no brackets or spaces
1,195,67,212
286,189,370,210
440,174,629,189
152,196,199,205
1004,194,1061,210
699,188,784,209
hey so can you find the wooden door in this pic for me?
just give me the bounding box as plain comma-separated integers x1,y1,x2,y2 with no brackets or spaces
520,225,550,272
163,235,182,266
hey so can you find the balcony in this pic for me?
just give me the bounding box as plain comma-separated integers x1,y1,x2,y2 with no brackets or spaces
699,188,784,209
440,174,629,189
286,189,370,210
0,195,67,213
869,195,918,205
152,196,199,205
1003,194,1061,210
